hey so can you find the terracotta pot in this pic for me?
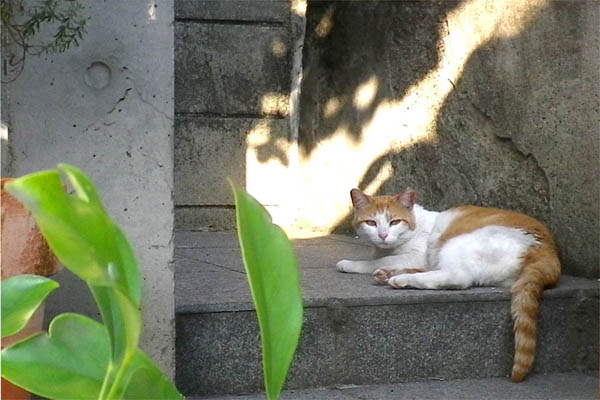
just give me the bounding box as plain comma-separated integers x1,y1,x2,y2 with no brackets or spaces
1,178,61,279
1,178,61,400
0,307,45,400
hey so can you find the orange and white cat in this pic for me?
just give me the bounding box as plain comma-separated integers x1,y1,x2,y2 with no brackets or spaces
336,188,561,382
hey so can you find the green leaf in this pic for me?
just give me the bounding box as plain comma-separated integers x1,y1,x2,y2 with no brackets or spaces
4,170,112,286
120,350,183,400
4,165,144,398
57,163,105,213
1,313,110,400
4,166,141,305
2,165,182,399
89,285,142,400
1,275,59,338
229,181,303,400
89,286,141,364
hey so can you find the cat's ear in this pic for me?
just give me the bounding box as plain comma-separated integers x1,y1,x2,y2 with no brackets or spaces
396,189,416,210
350,189,372,209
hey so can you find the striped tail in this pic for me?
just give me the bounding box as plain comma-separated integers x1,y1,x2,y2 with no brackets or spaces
509,246,560,382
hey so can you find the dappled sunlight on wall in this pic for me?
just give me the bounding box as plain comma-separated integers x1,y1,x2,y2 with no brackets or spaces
246,0,549,238
245,120,297,227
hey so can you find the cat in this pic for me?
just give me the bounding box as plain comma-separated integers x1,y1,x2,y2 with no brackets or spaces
336,188,561,382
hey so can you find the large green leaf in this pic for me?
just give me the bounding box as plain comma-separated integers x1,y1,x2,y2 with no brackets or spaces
0,313,110,400
1,275,59,338
230,181,303,400
90,285,141,399
58,163,141,306
4,165,141,305
1,310,178,400
120,350,183,400
4,170,112,286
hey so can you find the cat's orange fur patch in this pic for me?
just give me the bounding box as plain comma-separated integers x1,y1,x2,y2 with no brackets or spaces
438,205,560,382
438,205,554,247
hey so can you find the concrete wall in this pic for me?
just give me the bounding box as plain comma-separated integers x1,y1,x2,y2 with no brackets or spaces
2,1,176,376
174,0,598,278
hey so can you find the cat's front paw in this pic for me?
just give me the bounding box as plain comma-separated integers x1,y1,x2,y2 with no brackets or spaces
388,275,412,289
372,267,395,284
336,260,354,273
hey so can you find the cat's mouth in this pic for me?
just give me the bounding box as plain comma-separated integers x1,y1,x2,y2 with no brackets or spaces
375,240,397,249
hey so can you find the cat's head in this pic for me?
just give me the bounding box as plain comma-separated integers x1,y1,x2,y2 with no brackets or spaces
350,188,417,249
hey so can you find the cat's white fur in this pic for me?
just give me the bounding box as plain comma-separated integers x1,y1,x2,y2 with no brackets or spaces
337,203,537,289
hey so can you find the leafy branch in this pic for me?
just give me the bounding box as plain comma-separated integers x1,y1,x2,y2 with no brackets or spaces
1,0,88,82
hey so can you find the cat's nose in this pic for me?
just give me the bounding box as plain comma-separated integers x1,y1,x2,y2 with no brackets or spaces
378,231,388,240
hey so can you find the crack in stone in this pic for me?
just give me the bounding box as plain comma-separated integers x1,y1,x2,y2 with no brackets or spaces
456,88,552,211
175,254,246,275
125,76,174,121
107,87,133,114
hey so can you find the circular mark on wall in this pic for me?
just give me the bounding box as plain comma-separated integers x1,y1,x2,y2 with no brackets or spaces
84,61,112,89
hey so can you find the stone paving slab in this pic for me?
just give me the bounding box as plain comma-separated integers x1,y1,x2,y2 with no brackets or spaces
175,231,599,396
191,372,598,400
175,231,598,313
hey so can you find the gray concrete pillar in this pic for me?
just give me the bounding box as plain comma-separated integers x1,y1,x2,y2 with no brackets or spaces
2,0,176,376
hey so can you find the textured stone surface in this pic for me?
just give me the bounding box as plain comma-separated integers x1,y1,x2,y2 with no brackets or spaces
299,0,599,278
174,208,236,231
175,231,599,396
193,373,598,400
173,0,298,233
174,117,246,205
174,117,290,206
453,2,600,279
175,0,289,22
178,295,597,396
4,0,176,376
175,22,291,116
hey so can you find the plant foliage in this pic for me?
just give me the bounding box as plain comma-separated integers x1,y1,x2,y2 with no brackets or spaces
1,274,58,338
1,0,88,82
1,164,182,399
229,180,303,400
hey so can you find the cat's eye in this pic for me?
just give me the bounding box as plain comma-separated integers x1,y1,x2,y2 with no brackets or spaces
364,220,377,226
390,219,404,226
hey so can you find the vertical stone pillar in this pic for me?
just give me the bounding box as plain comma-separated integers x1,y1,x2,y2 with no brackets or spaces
174,0,297,230
3,0,176,376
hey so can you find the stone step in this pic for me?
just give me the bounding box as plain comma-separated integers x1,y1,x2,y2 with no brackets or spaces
190,372,598,400
174,231,598,397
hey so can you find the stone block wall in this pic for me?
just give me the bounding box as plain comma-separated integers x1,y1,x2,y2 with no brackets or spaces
174,0,297,230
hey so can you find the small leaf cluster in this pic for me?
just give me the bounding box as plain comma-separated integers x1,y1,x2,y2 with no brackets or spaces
2,0,88,81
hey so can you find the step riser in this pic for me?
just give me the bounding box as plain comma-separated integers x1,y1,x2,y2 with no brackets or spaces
176,294,598,396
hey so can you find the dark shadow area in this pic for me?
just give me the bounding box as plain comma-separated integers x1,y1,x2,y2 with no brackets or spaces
299,0,462,157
